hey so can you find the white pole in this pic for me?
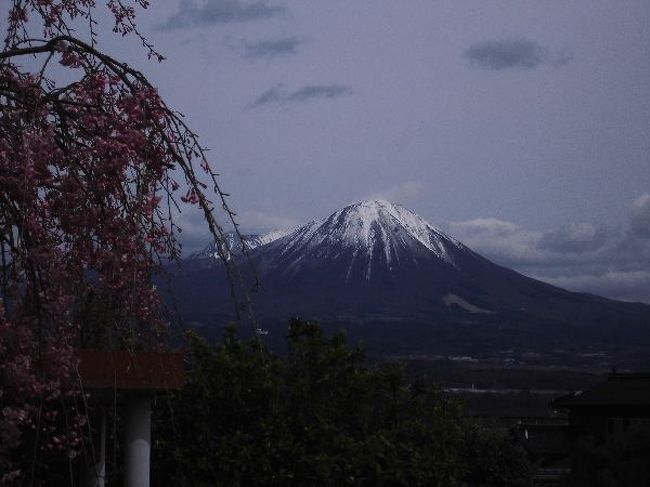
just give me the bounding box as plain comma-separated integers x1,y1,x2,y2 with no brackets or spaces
80,408,106,487
125,394,151,487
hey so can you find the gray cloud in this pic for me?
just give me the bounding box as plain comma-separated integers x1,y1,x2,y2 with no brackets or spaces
531,271,650,304
446,194,650,303
252,84,352,106
238,36,302,59
446,218,542,266
538,222,609,254
236,209,300,234
174,208,211,255
465,38,572,70
159,0,284,30
630,193,650,238
449,218,520,239
176,206,298,255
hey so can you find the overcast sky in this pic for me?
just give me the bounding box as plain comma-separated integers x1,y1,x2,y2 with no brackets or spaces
12,1,650,302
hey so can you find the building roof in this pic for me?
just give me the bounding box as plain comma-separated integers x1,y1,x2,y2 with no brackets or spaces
77,350,185,391
553,373,650,408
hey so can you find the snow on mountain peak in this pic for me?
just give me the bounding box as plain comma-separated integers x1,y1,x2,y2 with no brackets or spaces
271,200,464,276
244,229,292,250
326,199,462,258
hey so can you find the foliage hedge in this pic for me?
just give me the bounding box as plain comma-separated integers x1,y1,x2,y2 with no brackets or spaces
151,319,532,486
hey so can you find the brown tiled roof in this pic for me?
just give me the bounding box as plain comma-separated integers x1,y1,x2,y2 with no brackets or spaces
553,373,650,408
77,350,185,391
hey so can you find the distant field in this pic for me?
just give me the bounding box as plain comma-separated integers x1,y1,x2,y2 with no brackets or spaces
386,357,609,417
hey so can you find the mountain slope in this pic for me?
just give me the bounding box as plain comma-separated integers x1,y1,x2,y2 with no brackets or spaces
167,200,650,353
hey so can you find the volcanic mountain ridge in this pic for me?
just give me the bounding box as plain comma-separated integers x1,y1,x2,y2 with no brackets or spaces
168,200,650,354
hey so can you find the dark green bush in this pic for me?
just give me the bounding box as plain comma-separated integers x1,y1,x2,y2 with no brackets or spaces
152,319,531,486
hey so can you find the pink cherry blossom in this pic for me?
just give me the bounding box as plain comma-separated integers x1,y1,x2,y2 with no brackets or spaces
1,1,247,483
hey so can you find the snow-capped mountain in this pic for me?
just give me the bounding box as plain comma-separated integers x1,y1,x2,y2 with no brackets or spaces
193,200,469,277
188,228,292,260
263,200,463,277
166,200,650,354
275,199,461,259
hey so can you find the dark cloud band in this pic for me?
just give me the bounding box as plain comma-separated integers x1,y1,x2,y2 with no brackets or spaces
253,84,352,106
465,38,572,70
239,37,302,59
159,0,284,30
